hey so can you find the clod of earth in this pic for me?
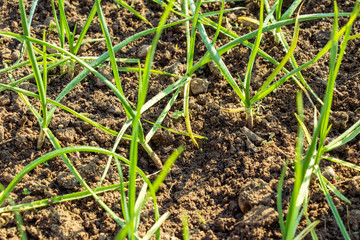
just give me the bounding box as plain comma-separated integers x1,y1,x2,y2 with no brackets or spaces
57,172,78,189
167,60,186,76
238,178,274,214
48,205,88,238
190,78,209,95
54,128,77,142
23,180,50,195
241,205,278,226
80,160,98,177
94,68,114,87
330,111,349,130
11,50,20,61
11,21,18,28
2,172,14,183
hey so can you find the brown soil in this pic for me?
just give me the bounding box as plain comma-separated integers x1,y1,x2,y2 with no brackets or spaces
1,0,360,239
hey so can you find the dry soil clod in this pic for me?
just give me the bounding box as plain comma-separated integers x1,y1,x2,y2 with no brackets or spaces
94,68,114,87
241,205,278,226
57,172,78,189
167,60,186,75
190,78,209,95
238,178,274,214
0,95,10,106
330,111,349,130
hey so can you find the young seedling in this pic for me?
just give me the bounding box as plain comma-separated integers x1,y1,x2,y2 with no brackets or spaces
17,0,49,149
189,0,301,129
22,188,31,195
182,212,190,240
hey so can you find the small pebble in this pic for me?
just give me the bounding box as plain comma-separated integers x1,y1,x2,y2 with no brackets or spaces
95,77,106,87
3,172,13,183
145,10,154,18
90,141,99,147
167,60,186,76
11,50,20,61
322,166,336,183
81,122,92,131
138,45,151,58
47,42,58,54
168,17,179,23
164,50,171,60
112,24,119,32
238,200,251,214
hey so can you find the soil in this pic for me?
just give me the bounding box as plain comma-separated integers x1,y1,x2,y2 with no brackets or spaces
0,0,360,239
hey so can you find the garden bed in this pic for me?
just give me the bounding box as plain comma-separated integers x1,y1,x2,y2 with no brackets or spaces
0,0,360,239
